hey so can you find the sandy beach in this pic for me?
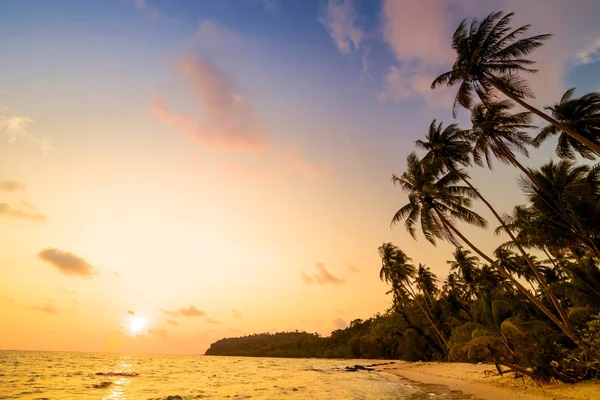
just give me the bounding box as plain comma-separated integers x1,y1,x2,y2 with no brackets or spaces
376,362,600,400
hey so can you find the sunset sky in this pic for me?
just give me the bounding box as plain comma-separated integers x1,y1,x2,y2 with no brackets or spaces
1,0,600,355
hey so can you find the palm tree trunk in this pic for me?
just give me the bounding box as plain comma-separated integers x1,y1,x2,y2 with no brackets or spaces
433,209,583,347
405,285,450,351
489,80,600,155
398,308,446,355
453,165,573,328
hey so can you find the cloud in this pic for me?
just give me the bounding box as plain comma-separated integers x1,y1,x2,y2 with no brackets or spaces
160,305,206,317
378,65,455,108
0,180,24,191
346,265,360,273
320,0,364,54
232,309,242,318
34,304,59,314
301,263,345,285
332,317,347,330
167,319,178,326
127,310,135,316
206,318,223,325
37,248,97,277
378,0,600,108
378,0,456,107
382,0,454,65
0,113,52,153
152,57,268,153
575,37,600,65
153,23,327,179
0,202,46,222
159,308,179,316
179,305,206,317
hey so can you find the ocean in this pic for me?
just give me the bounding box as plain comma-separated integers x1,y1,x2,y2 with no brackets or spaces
0,351,476,399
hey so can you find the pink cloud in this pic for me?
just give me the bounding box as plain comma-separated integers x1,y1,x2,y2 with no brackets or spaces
160,305,206,317
38,248,96,277
379,0,600,108
382,0,454,65
320,0,364,54
153,57,267,153
153,22,328,180
301,263,345,285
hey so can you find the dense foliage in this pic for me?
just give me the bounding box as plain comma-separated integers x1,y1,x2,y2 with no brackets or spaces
206,11,600,383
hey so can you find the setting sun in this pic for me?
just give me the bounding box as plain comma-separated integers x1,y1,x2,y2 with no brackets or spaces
128,316,148,336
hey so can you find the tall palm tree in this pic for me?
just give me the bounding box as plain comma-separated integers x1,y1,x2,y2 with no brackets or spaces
431,11,600,155
468,101,534,179
378,243,415,303
416,119,571,329
378,242,449,350
533,89,600,159
415,263,439,309
447,248,480,301
392,153,583,346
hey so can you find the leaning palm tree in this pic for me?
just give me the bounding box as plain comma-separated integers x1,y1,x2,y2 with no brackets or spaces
533,89,600,159
392,153,583,346
415,263,439,309
378,242,449,350
431,11,600,155
416,118,570,327
447,248,480,301
468,101,535,179
520,160,600,260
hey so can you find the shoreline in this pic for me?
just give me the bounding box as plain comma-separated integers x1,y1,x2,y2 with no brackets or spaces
374,361,599,400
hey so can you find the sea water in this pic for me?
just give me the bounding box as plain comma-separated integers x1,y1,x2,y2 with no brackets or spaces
0,351,477,399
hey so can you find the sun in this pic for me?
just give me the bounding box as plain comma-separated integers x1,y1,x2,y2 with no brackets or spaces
128,316,148,336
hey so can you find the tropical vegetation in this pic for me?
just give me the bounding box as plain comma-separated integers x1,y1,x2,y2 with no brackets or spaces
206,11,600,383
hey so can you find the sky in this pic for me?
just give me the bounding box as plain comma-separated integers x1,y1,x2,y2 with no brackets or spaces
1,0,599,355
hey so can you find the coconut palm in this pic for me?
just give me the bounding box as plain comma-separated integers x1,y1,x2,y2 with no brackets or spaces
431,11,600,155
392,153,583,346
415,263,439,308
378,243,415,303
520,160,600,260
378,242,449,350
416,118,569,326
533,89,600,160
468,101,534,177
447,248,480,301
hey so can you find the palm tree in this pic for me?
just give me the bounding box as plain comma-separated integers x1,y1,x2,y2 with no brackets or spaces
431,11,600,155
520,160,600,260
392,153,583,346
378,243,415,304
447,248,480,301
378,242,449,350
468,101,534,178
416,118,571,329
533,89,600,159
415,263,439,309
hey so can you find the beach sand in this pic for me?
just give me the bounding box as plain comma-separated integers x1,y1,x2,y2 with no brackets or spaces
376,362,600,400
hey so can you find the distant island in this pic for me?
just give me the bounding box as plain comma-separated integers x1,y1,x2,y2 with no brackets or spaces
205,314,435,360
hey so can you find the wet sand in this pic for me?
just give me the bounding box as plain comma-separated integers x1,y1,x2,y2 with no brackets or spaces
376,361,600,400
